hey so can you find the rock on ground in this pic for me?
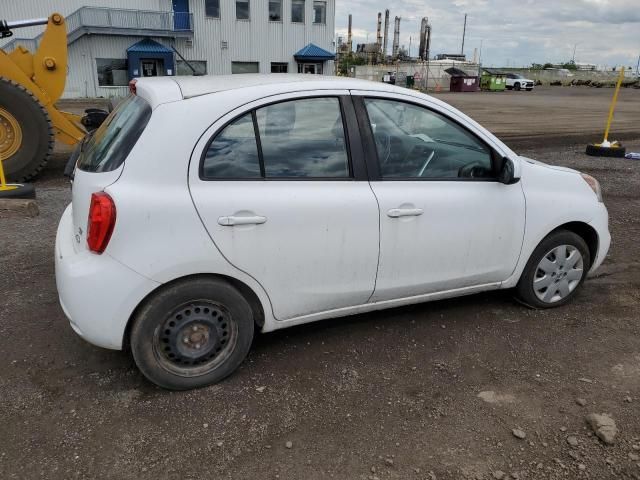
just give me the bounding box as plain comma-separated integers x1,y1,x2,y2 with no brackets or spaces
585,413,618,445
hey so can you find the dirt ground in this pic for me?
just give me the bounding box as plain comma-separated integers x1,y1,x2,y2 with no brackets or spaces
1,86,639,480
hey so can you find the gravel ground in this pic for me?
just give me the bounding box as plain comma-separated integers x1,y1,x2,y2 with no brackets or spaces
1,87,639,480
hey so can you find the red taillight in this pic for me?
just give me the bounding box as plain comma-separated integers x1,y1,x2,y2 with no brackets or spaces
87,192,116,254
129,79,137,95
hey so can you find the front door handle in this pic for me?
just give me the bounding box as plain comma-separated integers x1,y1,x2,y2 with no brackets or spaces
387,208,424,218
218,215,267,226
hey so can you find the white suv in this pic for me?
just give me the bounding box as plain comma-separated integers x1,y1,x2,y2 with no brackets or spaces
55,74,609,390
505,73,535,91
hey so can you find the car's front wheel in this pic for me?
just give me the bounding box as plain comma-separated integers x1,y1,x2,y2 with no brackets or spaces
130,277,254,390
514,82,521,91
515,230,591,308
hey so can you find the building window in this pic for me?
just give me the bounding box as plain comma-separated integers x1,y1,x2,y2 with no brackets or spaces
297,62,323,74
205,0,220,17
271,62,288,73
176,60,207,75
236,0,249,20
313,1,326,24
232,61,259,74
291,0,305,23
96,58,128,86
269,0,282,21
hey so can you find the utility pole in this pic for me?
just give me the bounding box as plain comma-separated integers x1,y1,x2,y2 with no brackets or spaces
461,13,467,55
636,54,639,77
571,43,577,63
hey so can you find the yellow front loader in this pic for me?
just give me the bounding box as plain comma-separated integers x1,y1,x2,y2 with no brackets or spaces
0,13,87,182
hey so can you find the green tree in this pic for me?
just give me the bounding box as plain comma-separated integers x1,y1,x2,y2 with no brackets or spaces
561,61,578,71
338,54,365,76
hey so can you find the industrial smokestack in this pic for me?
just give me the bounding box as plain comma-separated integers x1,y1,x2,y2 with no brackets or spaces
425,22,431,61
383,9,390,61
376,12,382,59
418,17,427,60
347,14,352,53
392,16,401,59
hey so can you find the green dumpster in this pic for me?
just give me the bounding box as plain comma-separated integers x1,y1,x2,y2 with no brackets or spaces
481,69,507,91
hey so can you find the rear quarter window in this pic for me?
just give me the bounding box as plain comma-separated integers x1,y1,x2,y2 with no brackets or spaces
77,95,152,173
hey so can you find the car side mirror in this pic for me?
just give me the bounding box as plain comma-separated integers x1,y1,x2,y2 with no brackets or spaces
498,157,519,185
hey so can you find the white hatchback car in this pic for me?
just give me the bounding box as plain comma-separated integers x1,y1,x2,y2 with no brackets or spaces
55,75,610,390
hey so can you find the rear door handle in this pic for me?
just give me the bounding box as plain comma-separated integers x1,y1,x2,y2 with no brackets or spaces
218,215,267,226
387,208,424,218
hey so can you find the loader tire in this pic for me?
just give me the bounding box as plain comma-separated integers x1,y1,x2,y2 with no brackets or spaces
0,77,54,182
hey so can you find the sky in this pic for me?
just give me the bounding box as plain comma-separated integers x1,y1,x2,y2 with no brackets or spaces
335,0,640,68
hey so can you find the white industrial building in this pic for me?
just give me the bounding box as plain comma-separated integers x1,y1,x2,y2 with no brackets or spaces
1,0,336,98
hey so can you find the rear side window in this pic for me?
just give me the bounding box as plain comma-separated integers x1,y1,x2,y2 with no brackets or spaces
201,97,351,179
202,113,261,178
77,95,151,173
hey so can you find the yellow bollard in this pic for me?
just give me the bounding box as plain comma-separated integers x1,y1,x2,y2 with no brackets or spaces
0,152,19,192
586,66,627,157
601,67,626,146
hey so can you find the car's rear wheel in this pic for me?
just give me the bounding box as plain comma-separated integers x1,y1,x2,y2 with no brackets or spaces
130,277,254,390
515,230,591,308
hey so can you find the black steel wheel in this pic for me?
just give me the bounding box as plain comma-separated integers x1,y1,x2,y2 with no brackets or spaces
130,277,254,390
514,82,521,91
153,301,238,376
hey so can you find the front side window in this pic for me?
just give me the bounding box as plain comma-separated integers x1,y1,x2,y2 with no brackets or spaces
202,113,261,178
291,0,305,23
236,0,249,19
202,98,350,180
256,98,349,178
269,0,282,20
96,58,128,86
313,1,326,24
364,98,494,179
205,0,220,17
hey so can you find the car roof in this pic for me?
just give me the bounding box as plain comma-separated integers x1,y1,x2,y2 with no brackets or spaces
134,74,408,105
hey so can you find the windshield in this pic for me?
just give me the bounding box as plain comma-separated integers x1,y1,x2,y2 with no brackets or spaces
77,95,152,173
512,74,524,79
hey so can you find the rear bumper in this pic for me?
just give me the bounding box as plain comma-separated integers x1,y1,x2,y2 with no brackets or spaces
55,204,160,350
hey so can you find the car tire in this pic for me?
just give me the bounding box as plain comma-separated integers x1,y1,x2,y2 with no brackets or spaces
130,277,255,390
0,182,35,199
515,230,591,309
585,143,626,158
514,82,521,91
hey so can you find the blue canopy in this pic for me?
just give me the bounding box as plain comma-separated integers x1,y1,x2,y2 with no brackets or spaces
126,38,175,80
294,43,335,62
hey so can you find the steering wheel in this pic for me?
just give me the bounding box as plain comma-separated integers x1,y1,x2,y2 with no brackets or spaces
458,162,488,178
